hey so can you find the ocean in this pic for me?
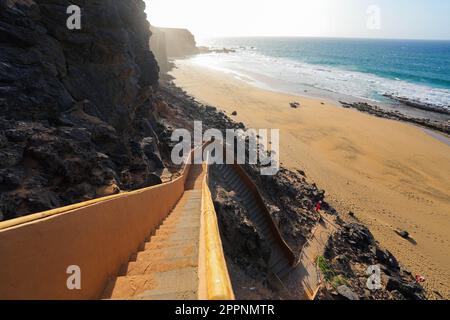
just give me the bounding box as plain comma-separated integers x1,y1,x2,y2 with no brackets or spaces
192,37,450,112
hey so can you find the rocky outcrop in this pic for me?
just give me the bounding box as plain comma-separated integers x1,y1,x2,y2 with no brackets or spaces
149,25,169,74
340,101,450,135
153,26,199,57
318,222,426,300
0,0,167,220
383,94,450,116
149,26,199,74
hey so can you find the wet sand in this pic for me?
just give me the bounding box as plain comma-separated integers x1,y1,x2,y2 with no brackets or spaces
170,60,450,299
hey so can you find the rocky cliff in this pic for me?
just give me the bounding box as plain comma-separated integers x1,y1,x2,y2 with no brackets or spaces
149,25,169,73
0,0,167,221
149,26,199,74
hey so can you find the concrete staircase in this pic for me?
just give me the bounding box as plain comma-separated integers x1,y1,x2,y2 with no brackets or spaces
102,165,205,300
214,164,292,280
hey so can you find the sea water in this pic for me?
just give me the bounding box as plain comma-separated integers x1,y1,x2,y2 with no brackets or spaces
191,37,450,111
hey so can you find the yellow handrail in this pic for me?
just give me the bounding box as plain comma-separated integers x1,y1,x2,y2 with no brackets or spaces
200,160,235,300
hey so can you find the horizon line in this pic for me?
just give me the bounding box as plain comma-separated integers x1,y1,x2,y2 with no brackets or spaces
193,34,450,42
149,24,450,42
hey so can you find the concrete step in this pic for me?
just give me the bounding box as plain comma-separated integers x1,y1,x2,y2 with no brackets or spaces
271,259,288,274
144,238,195,251
186,191,202,196
155,225,200,237
135,243,198,263
163,213,200,222
106,267,198,299
151,230,199,242
235,183,247,194
269,250,284,265
228,174,240,186
243,196,257,206
171,200,202,210
134,289,197,300
266,235,277,247
260,225,271,235
253,214,267,226
160,221,200,230
247,205,261,217
240,193,254,203
126,255,198,276
155,219,200,236
277,264,292,280
163,209,200,218
161,207,200,218
157,222,200,232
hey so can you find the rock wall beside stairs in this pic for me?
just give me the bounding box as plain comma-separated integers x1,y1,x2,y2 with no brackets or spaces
0,0,166,220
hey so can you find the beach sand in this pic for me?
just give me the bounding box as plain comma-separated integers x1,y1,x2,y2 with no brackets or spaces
170,60,450,299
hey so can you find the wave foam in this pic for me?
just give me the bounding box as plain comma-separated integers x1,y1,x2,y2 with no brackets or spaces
188,50,450,111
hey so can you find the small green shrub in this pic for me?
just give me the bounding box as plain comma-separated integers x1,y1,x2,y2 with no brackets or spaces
317,256,349,289
331,275,349,288
317,256,335,281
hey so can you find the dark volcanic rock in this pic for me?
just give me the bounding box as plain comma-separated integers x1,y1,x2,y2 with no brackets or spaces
337,285,359,300
290,102,300,109
386,277,424,300
0,0,166,220
383,94,450,116
323,222,425,300
339,101,450,135
396,230,410,239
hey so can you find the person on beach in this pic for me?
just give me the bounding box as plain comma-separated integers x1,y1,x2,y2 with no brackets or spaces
315,201,322,213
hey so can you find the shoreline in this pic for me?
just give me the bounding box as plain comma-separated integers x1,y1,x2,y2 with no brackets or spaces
170,57,450,143
179,51,450,122
169,60,450,299
160,81,426,300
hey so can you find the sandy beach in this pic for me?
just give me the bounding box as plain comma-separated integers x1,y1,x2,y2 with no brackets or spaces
170,60,450,299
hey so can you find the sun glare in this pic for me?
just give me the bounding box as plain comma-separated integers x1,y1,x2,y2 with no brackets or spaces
145,0,340,39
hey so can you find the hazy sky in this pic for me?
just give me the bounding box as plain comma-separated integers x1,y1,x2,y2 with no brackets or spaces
144,0,450,41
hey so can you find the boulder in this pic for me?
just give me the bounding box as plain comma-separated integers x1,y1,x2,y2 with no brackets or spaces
337,285,359,300
396,230,410,239
141,137,164,169
290,102,300,109
375,248,400,270
386,277,424,300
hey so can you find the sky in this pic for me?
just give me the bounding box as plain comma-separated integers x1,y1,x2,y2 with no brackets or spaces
144,0,450,41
